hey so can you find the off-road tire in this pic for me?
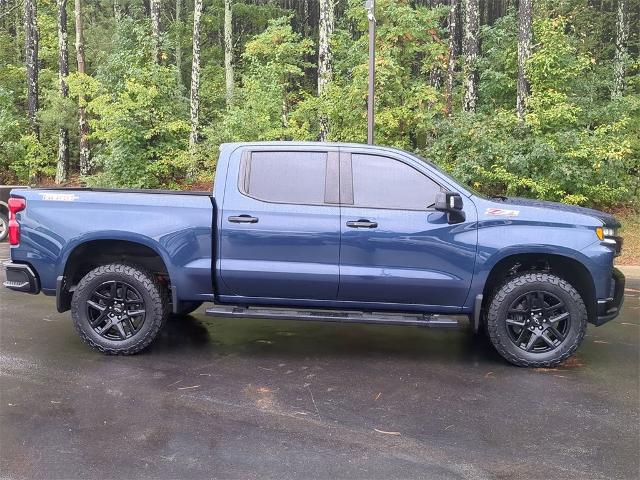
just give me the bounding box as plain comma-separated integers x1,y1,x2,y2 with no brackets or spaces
71,263,169,355
487,272,587,367
0,212,8,242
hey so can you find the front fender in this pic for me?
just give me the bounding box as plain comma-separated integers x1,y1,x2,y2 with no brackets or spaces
465,227,603,310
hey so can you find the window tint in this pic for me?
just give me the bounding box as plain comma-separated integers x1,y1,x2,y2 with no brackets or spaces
351,154,441,210
245,151,327,204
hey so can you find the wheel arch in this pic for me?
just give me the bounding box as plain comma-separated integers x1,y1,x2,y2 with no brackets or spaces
57,236,173,313
480,252,597,325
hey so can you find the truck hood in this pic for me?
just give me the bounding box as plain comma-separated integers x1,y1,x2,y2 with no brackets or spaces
492,197,620,228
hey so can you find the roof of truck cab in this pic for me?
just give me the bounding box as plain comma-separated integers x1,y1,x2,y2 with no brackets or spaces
222,141,414,155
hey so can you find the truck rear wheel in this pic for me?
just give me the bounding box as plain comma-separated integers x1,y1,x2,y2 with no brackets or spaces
486,272,587,367
71,264,168,355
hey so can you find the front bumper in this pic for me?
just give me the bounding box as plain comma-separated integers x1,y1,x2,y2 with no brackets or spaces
594,267,625,326
3,262,40,294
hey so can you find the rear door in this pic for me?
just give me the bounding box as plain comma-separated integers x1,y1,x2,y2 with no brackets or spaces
338,149,477,309
220,146,341,300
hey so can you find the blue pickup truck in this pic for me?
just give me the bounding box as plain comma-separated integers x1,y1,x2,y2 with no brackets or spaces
3,142,625,366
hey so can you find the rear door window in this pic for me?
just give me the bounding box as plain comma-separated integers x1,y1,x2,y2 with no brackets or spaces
243,151,327,204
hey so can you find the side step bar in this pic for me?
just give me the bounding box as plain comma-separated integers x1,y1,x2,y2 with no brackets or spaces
205,305,459,328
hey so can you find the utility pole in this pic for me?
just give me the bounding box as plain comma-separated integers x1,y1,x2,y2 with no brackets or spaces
366,0,375,145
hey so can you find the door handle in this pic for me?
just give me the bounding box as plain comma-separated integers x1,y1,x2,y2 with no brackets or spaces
346,219,378,229
228,215,259,224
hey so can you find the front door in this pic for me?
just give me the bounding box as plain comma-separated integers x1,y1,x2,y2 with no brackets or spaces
220,147,341,300
338,150,477,309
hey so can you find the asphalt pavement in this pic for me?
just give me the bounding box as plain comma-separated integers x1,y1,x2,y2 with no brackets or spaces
1,242,639,479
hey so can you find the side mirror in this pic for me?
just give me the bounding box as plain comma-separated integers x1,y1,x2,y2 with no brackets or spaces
434,191,465,224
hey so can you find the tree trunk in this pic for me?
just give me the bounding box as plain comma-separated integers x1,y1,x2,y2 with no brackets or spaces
516,0,532,120
302,0,310,36
24,0,39,137
224,0,234,106
151,0,161,63
175,0,182,82
56,0,69,184
113,0,121,20
318,0,334,141
75,0,90,175
189,0,203,152
15,0,23,62
462,0,479,112
612,0,628,99
428,0,445,94
445,0,459,115
0,0,6,31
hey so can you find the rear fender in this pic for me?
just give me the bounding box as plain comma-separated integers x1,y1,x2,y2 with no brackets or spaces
57,232,176,282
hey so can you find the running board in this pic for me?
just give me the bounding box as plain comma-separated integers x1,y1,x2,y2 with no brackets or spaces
205,305,459,328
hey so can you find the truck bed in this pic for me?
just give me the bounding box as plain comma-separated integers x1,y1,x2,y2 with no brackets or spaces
8,187,215,301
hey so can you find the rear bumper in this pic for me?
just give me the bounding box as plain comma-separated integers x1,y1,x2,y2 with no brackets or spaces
3,262,40,294
594,267,625,326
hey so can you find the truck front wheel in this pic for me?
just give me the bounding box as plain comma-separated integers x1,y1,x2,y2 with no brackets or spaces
71,264,168,355
486,272,587,367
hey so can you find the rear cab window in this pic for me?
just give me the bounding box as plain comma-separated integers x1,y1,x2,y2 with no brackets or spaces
240,151,328,205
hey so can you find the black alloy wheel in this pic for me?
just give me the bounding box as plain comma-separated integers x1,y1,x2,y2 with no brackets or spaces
86,280,146,341
505,290,571,353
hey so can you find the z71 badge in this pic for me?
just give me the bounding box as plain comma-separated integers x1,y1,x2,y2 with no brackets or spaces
485,207,520,217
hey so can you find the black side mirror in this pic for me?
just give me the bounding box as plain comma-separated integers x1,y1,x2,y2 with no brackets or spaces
434,191,465,224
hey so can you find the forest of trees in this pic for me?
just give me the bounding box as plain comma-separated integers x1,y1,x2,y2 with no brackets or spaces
0,0,638,208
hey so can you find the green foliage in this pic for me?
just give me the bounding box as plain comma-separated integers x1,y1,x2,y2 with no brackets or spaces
429,106,638,206
17,133,56,181
477,13,518,109
70,68,189,188
0,88,26,183
203,16,314,148
313,0,449,148
67,18,190,188
430,12,639,208
1,0,638,207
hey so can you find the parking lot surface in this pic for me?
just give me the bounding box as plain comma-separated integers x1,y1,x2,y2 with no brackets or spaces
1,242,639,479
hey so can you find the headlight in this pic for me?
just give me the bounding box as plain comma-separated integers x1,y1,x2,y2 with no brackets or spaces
595,227,617,240
596,226,622,256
